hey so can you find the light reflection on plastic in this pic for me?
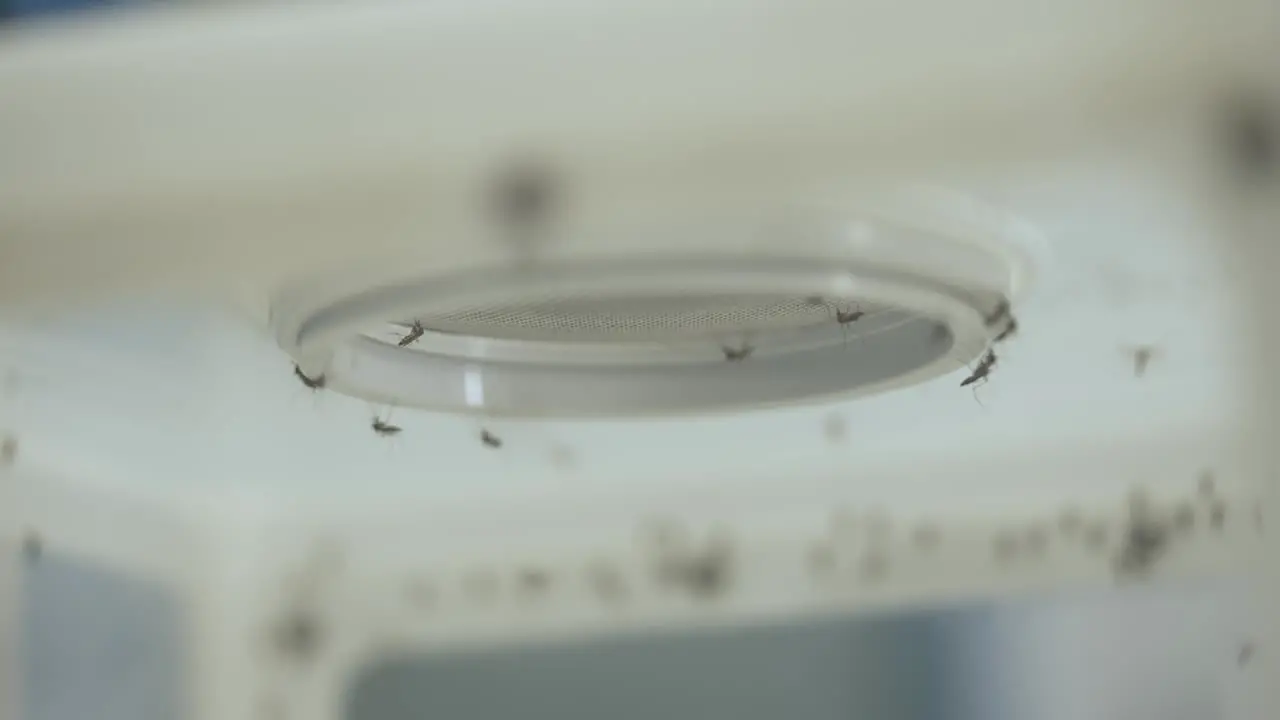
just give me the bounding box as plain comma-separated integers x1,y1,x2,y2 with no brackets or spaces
464,365,485,407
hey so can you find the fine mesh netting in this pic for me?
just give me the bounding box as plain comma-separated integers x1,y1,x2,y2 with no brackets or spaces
398,294,886,343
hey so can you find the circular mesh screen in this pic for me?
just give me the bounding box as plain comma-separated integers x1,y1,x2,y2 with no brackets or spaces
405,295,884,343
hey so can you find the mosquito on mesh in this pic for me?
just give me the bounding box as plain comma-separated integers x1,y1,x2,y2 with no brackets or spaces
835,305,866,326
832,303,868,346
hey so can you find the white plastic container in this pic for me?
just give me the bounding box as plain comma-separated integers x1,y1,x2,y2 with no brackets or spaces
1,1,1277,719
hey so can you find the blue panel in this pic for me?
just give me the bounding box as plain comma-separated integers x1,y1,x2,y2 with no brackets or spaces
348,612,947,720
22,551,184,720
3,0,132,21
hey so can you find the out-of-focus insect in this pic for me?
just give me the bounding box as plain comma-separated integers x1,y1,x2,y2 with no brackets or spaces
397,320,426,348
480,429,502,449
294,365,326,390
273,610,322,662
1114,513,1170,579
1210,500,1227,531
835,305,866,326
984,297,1020,345
984,299,1011,328
993,317,1018,343
1239,642,1256,666
721,343,754,363
493,160,557,229
22,531,42,562
516,568,551,595
371,417,402,437
1131,345,1156,377
1,435,17,466
960,350,997,388
655,541,734,600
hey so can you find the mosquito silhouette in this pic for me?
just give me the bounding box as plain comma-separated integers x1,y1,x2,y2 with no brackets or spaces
721,343,754,363
960,350,998,406
397,320,426,347
293,365,326,390
371,416,402,437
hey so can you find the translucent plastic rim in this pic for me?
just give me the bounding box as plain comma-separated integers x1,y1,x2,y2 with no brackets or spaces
274,255,1000,418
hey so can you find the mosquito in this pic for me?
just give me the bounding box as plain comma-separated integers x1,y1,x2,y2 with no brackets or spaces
480,429,503,449
832,303,867,345
960,350,998,404
371,416,402,437
397,320,426,348
835,305,866,326
293,365,326,391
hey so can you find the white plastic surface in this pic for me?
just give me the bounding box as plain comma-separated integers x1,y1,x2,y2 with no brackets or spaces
0,0,1272,308
4,121,1268,717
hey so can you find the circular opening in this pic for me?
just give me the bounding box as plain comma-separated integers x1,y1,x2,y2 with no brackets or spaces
274,252,1006,418
386,294,892,344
